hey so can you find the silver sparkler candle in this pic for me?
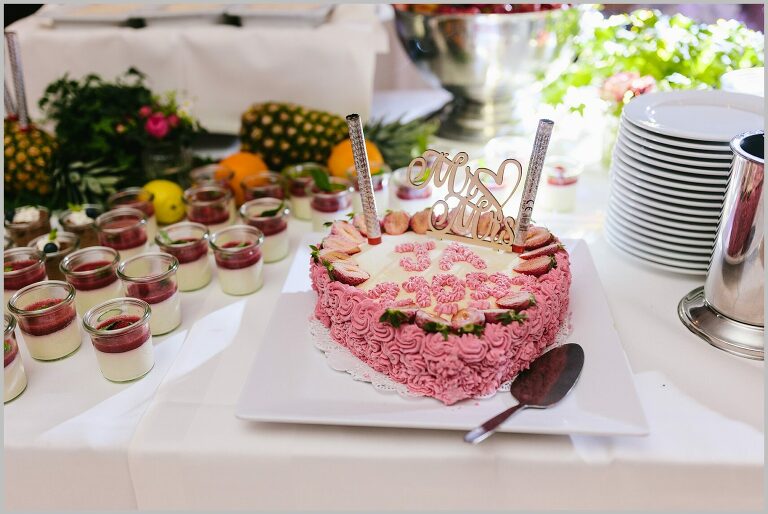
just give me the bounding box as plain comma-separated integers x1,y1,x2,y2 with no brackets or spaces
5,80,16,120
511,119,555,252
5,32,29,129
346,113,382,245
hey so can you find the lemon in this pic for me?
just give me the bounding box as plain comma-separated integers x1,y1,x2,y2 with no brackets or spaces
142,179,185,224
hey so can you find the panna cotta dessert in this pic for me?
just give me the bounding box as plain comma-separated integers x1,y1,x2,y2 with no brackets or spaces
95,207,149,260
284,162,325,220
390,166,434,212
60,246,122,316
118,252,181,336
241,172,285,202
83,297,154,382
4,247,47,310
541,156,583,214
210,225,264,295
308,177,353,231
4,313,27,403
240,198,290,263
8,280,82,361
184,184,234,234
4,205,51,247
108,188,158,241
347,164,391,214
28,229,80,281
155,222,212,291
59,204,104,248
189,163,235,190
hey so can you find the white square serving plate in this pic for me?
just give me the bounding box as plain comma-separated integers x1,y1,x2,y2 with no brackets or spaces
236,236,649,436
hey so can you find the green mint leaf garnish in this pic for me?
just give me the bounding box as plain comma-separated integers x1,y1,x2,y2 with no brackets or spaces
309,244,320,263
260,201,285,218
346,212,355,220
4,341,11,353
48,228,58,241
323,221,333,227
67,203,83,212
309,167,333,193
157,230,174,245
4,265,12,272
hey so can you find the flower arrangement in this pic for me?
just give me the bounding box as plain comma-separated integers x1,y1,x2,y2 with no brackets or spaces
137,92,200,147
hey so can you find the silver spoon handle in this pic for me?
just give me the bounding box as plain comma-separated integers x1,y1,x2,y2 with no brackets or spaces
464,403,527,444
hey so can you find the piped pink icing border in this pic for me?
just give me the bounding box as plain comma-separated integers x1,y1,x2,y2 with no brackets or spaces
310,249,571,405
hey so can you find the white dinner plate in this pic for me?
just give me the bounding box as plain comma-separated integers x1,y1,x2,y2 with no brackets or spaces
609,192,719,233
612,159,728,194
613,151,729,185
605,228,708,276
621,117,732,152
620,121,734,158
608,204,716,245
623,90,764,142
614,144,730,178
607,212,714,254
613,160,726,200
612,169,724,209
721,67,765,97
617,133,733,169
236,236,649,437
610,179,722,219
605,221,712,263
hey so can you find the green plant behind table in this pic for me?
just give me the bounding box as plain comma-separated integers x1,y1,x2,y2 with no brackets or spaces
542,9,764,115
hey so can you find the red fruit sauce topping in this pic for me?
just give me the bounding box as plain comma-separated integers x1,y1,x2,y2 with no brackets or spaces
92,314,150,353
187,204,230,225
16,298,77,336
114,198,155,217
68,260,118,291
289,176,312,197
159,237,208,264
311,189,351,213
126,279,178,305
4,259,46,290
243,183,285,201
245,215,287,237
99,218,148,250
4,336,18,367
215,241,262,270
396,185,432,200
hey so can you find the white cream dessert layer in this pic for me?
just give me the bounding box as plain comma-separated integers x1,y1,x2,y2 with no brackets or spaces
74,279,124,317
177,256,212,292
116,242,149,261
291,197,312,220
95,337,154,382
311,208,352,232
262,231,290,263
13,207,40,223
218,261,264,295
145,215,158,242
22,317,82,361
353,233,525,317
4,353,27,402
148,293,181,336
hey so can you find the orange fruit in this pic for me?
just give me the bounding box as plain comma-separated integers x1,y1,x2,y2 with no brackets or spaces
327,139,384,178
218,151,269,205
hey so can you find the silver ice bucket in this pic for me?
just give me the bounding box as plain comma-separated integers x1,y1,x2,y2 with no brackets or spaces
679,130,764,359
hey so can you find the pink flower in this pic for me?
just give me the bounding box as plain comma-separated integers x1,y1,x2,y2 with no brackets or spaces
138,105,152,118
601,72,657,104
167,114,180,128
145,113,170,139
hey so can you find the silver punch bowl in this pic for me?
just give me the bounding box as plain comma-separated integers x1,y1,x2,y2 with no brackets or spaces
395,7,578,142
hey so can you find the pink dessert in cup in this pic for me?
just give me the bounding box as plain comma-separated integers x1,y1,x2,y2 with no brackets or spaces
210,225,264,295
4,247,47,310
95,207,149,260
155,222,212,291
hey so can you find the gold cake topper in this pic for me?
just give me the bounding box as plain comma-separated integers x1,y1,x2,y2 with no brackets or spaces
406,149,523,252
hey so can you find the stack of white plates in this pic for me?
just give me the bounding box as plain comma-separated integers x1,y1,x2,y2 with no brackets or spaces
607,90,764,275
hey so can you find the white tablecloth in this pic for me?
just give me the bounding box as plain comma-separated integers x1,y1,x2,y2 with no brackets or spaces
4,91,764,511
7,5,388,133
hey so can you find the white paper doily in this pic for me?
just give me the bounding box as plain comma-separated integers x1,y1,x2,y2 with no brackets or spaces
310,314,573,400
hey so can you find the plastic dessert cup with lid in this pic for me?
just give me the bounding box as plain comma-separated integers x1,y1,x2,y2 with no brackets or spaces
210,225,264,296
183,184,234,234
118,252,181,336
4,247,47,310
83,297,154,382
155,222,212,291
95,207,149,261
108,188,158,241
4,205,51,247
8,281,82,361
284,163,326,220
347,163,391,214
308,178,353,232
60,246,122,316
4,313,27,402
240,199,290,263
28,231,80,282
59,204,104,248
241,172,285,202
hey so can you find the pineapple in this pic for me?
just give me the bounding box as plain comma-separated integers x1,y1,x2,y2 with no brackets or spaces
240,102,437,171
4,119,57,200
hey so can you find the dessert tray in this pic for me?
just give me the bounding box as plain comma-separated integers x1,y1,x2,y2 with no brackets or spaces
236,234,648,436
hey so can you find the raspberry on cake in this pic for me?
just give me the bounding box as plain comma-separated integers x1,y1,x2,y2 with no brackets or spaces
309,218,570,405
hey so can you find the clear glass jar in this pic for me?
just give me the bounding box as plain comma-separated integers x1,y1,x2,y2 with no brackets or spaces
183,184,234,233
4,247,47,310
189,163,235,191
240,198,290,263
8,280,81,361
540,156,584,213
117,252,181,336
60,246,122,316
28,231,80,282
108,188,158,241
209,225,264,296
4,205,51,247
83,297,154,382
155,222,211,292
4,312,27,403
59,204,104,248
390,167,433,212
283,162,326,220
347,163,391,214
142,142,192,184
241,172,285,202
308,177,353,231
95,207,149,261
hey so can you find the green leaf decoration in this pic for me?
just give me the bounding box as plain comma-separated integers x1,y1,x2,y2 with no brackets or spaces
423,321,451,340
497,310,528,326
457,323,485,337
260,201,285,218
379,309,409,328
48,228,58,241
